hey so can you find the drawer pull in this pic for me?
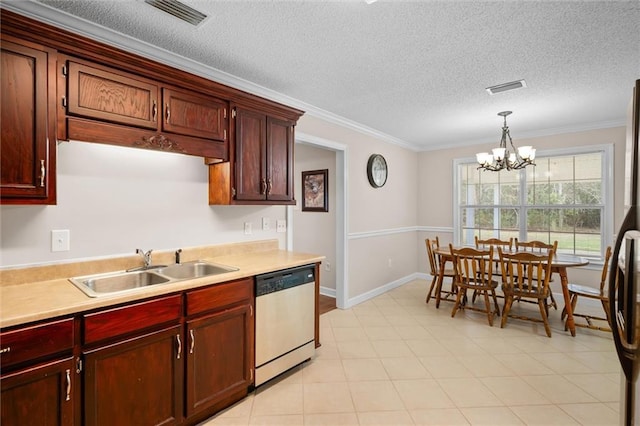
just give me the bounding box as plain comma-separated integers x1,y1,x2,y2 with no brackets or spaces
0,347,10,354
189,329,195,354
65,369,71,401
40,159,46,187
152,101,157,122
165,104,170,123
176,333,182,359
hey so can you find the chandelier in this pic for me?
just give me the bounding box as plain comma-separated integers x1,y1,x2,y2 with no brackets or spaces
476,111,535,172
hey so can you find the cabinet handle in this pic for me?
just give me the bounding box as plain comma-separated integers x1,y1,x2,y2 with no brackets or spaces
267,178,272,195
260,178,267,195
176,334,182,359
152,101,157,122
0,346,10,354
165,103,170,124
65,369,71,401
249,305,253,317
40,159,46,187
189,329,195,354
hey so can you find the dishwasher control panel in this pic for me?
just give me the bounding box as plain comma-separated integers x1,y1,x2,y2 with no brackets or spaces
255,265,315,296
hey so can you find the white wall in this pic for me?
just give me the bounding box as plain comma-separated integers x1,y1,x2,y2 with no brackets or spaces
1,141,287,267
292,144,336,292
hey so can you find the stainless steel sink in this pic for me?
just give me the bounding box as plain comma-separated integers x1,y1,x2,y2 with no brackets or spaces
155,261,238,280
69,261,238,297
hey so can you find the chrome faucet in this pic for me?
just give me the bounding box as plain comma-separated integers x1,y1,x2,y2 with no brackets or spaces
136,248,153,269
175,249,182,264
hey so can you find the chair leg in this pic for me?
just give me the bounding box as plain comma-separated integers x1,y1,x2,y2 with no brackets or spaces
538,300,552,337
501,295,513,329
601,299,613,329
451,286,465,318
426,276,437,303
483,291,493,326
491,289,500,316
548,290,558,310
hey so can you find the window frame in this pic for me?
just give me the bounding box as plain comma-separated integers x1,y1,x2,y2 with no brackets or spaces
452,144,614,262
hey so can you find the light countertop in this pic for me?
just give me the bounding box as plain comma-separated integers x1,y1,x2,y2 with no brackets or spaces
1,241,324,329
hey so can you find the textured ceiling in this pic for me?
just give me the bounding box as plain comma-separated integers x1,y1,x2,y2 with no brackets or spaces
6,0,640,151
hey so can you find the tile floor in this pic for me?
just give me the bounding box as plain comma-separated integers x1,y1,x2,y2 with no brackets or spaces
201,279,621,425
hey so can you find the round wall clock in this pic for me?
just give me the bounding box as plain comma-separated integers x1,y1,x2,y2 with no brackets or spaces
367,154,388,188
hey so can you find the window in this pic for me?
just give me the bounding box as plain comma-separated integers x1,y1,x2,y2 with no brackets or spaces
454,145,613,260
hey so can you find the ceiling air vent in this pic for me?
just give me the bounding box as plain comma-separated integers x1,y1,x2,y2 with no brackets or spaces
144,0,208,26
486,79,527,95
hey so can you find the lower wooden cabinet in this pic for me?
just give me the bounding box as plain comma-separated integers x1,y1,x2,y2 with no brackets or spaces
83,325,183,426
186,303,253,418
1,357,75,426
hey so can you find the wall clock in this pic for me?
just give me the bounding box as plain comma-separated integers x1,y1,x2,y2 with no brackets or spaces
367,154,388,188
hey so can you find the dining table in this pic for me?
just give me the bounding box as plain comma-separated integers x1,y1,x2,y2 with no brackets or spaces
433,246,589,336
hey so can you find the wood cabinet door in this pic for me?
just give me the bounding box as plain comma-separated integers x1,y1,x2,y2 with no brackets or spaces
83,326,182,426
234,107,267,201
162,88,227,141
185,303,253,417
66,60,159,130
266,117,294,202
1,357,74,426
0,37,56,204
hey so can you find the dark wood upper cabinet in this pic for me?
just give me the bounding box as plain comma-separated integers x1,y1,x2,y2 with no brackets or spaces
0,35,57,204
162,88,227,141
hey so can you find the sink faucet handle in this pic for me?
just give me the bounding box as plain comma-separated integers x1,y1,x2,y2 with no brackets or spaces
136,248,153,268
175,249,182,264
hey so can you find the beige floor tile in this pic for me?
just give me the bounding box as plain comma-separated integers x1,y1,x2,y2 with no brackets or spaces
377,306,411,317
456,354,516,377
342,358,389,381
248,415,303,425
470,337,523,354
381,357,431,380
419,355,474,379
332,326,368,342
358,410,414,425
303,412,359,426
215,395,254,418
558,402,619,425
319,326,335,343
313,341,340,360
328,312,361,328
393,324,432,339
302,359,346,383
459,406,524,425
336,340,378,359
564,373,620,402
492,352,555,376
303,382,354,414
371,339,414,358
393,378,456,410
348,381,405,412
437,377,503,408
568,351,621,373
509,405,579,425
199,416,250,426
356,314,391,327
409,408,470,425
385,315,420,326
480,376,550,405
251,383,303,416
364,326,402,341
439,338,488,356
406,339,452,357
522,375,598,404
351,302,382,316
536,352,593,374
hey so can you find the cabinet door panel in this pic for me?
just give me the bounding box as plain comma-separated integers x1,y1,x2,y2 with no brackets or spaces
67,61,159,130
163,88,227,141
235,108,266,201
0,37,55,203
186,304,252,417
266,117,294,201
1,357,74,426
83,326,182,426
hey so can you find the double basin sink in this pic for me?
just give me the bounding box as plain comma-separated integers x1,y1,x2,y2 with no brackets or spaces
69,261,238,298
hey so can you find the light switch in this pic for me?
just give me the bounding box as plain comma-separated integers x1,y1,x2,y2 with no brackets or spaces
51,229,70,252
262,217,270,230
244,222,252,235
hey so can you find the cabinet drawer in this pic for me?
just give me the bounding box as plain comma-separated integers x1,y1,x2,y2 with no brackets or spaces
186,278,253,316
84,295,181,345
1,318,74,370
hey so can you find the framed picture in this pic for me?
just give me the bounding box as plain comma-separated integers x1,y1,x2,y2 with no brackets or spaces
302,169,328,212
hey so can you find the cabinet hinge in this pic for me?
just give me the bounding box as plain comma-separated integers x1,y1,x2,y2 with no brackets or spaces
231,108,237,119
62,96,67,108
62,65,67,77
75,357,83,374
224,108,227,119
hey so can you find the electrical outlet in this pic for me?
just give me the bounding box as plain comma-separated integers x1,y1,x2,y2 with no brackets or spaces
51,229,70,252
244,222,252,235
276,220,286,233
262,217,270,230
325,262,331,272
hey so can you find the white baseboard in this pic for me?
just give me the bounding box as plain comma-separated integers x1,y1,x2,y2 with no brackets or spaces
344,273,425,309
319,286,336,298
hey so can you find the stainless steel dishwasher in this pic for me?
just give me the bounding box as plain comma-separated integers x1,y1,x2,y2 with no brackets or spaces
254,265,316,386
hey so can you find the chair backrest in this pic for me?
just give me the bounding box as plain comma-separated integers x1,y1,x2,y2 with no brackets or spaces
475,236,513,251
498,248,554,296
450,244,494,286
425,238,439,276
599,246,613,293
515,239,558,253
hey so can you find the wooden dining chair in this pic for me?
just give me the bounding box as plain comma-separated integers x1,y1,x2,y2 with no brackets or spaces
561,246,613,332
514,239,559,310
449,245,500,326
498,248,554,337
425,237,457,304
472,237,513,302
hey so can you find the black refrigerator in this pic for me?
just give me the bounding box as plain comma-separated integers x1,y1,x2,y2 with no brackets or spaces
610,79,640,425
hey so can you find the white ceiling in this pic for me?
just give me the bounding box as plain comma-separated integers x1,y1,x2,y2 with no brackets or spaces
5,0,640,151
